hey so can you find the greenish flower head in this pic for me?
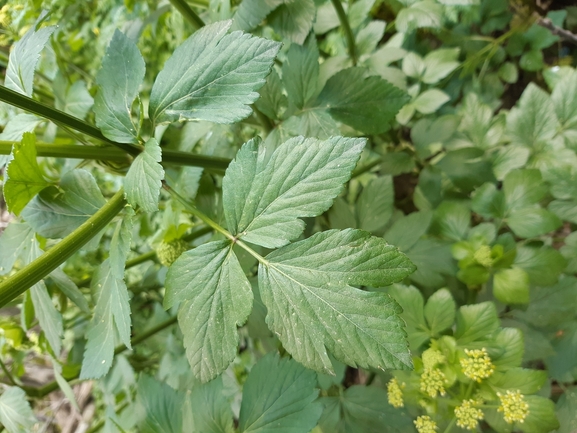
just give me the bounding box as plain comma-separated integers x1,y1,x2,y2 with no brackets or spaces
387,377,404,408
473,244,493,267
455,399,484,430
414,415,438,433
420,367,447,398
156,239,189,267
498,390,529,423
460,348,495,382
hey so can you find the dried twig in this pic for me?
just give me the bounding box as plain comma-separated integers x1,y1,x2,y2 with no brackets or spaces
535,14,577,45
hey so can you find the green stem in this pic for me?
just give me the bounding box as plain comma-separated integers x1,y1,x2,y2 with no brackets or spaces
0,190,126,308
351,158,382,178
331,0,357,65
252,105,274,134
0,141,131,163
23,315,178,397
85,401,130,433
442,418,456,433
163,181,234,241
75,225,213,288
168,0,205,29
0,86,231,171
0,358,17,386
0,85,140,157
162,181,268,263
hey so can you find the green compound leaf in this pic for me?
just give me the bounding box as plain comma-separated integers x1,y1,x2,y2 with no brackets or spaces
259,229,415,374
138,375,184,433
282,36,319,111
0,223,36,275
30,281,63,355
94,29,145,144
189,377,234,433
232,0,283,31
164,240,253,382
223,136,365,248
424,288,456,336
0,386,37,433
109,210,134,279
239,353,322,433
503,169,561,238
149,20,281,125
268,0,316,45
455,301,499,345
80,259,131,380
318,385,415,433
124,138,164,213
3,132,51,216
5,15,55,97
314,67,410,134
506,83,558,148
22,169,106,239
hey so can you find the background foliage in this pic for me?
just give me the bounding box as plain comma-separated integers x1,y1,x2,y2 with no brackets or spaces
0,0,577,432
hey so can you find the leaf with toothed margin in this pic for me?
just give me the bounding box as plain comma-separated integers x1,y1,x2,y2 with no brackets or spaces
80,259,131,379
222,136,366,248
124,138,164,213
258,229,415,374
164,240,253,382
149,20,281,125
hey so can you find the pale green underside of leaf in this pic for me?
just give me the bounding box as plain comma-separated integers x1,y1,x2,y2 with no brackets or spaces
94,29,145,144
149,20,281,125
268,0,316,45
189,377,235,433
124,138,164,213
109,211,134,279
0,222,36,275
314,67,410,134
30,281,63,355
0,113,42,142
0,387,37,433
138,375,184,433
232,0,283,31
22,169,106,238
223,136,366,248
165,240,253,382
239,354,322,433
4,132,51,216
80,259,131,379
259,229,414,374
283,36,319,111
5,19,55,97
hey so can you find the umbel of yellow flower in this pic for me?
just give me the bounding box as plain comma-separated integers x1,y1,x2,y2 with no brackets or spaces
455,399,484,430
420,367,446,398
497,390,530,423
414,415,438,433
422,348,446,369
460,348,495,382
387,378,404,408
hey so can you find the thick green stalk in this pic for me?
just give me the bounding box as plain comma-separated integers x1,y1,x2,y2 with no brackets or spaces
0,190,127,308
168,0,205,29
0,85,140,156
0,86,232,170
23,315,178,398
0,141,131,163
331,0,357,65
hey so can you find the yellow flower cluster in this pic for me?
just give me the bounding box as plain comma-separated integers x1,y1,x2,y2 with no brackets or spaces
414,415,438,433
460,348,495,382
455,399,484,430
420,367,446,398
422,348,446,369
0,5,10,27
497,390,529,423
474,245,493,267
387,378,404,408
